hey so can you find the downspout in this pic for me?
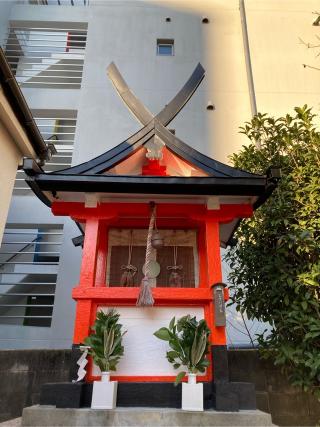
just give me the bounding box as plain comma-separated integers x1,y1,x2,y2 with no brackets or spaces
239,0,260,149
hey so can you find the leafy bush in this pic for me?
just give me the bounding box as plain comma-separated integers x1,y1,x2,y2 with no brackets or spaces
84,309,126,372
154,315,211,385
225,106,320,397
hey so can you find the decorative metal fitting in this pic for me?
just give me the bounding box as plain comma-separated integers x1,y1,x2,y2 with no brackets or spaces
151,230,164,249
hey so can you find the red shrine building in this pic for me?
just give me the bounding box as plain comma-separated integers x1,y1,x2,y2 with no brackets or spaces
24,63,279,410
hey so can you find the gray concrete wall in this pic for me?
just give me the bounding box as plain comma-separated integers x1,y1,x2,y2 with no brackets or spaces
0,349,71,423
228,350,320,427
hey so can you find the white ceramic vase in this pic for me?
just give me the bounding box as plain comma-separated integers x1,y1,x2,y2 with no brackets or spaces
181,372,204,412
91,371,118,409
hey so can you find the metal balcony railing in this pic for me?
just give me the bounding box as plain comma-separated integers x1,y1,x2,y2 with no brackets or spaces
2,24,87,88
0,225,63,327
14,112,77,194
17,0,90,5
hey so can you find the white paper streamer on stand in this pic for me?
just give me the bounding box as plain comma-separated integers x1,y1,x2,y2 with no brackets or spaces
73,346,90,382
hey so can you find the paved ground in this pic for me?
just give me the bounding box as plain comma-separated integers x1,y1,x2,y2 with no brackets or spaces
22,407,276,427
0,418,21,426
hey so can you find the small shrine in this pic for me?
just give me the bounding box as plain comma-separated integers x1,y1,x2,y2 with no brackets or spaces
23,63,279,411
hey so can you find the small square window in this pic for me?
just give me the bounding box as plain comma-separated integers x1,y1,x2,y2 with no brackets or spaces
157,39,174,56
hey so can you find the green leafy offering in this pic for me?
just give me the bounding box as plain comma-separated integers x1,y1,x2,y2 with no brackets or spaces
226,106,320,398
154,315,211,385
84,309,126,372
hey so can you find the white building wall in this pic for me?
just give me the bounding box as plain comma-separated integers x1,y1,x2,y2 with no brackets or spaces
0,0,319,349
73,0,252,165
246,0,320,115
0,123,20,242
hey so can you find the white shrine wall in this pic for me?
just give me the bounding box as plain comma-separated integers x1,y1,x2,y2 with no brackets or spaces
94,306,205,377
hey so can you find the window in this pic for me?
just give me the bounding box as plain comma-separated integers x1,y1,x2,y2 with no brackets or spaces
157,39,174,56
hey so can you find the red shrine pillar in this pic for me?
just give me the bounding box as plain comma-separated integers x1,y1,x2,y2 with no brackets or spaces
204,218,227,346
73,218,100,344
202,214,242,411
95,221,108,287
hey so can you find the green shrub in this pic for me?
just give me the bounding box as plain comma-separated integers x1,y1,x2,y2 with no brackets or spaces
226,106,320,397
154,315,211,385
84,309,126,372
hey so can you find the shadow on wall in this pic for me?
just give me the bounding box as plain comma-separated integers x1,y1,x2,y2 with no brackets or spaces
76,0,251,166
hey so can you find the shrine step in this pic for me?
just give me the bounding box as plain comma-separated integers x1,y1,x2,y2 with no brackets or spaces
22,406,276,426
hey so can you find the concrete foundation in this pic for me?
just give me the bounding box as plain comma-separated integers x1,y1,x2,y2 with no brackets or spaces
22,406,275,427
2,349,319,425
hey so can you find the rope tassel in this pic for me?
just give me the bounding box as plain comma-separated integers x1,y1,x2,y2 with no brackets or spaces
120,230,137,287
136,203,156,307
167,246,183,287
136,276,154,306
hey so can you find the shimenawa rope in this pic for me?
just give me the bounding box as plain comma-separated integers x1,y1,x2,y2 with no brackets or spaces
136,203,156,306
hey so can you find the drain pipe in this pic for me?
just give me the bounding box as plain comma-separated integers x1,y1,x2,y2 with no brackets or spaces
239,0,260,148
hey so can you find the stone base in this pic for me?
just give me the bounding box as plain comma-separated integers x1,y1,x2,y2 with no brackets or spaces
22,406,276,427
40,382,214,409
213,381,257,411
41,382,85,408
40,380,256,411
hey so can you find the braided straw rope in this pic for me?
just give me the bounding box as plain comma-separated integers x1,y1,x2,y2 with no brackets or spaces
136,203,156,306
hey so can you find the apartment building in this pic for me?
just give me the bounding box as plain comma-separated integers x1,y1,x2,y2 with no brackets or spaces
0,0,319,349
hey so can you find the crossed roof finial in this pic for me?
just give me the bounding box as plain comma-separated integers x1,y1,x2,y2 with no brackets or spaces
107,61,205,128
107,62,205,161
50,63,256,179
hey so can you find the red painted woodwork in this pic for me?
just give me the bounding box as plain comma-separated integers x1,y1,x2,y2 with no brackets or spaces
95,222,108,286
198,225,208,288
51,201,253,222
87,373,210,383
73,299,92,344
204,219,227,346
205,220,222,285
83,301,212,383
79,219,100,287
142,159,167,176
52,199,254,382
72,286,212,303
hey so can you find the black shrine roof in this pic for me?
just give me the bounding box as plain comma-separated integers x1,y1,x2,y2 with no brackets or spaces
23,119,279,206
49,120,259,178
